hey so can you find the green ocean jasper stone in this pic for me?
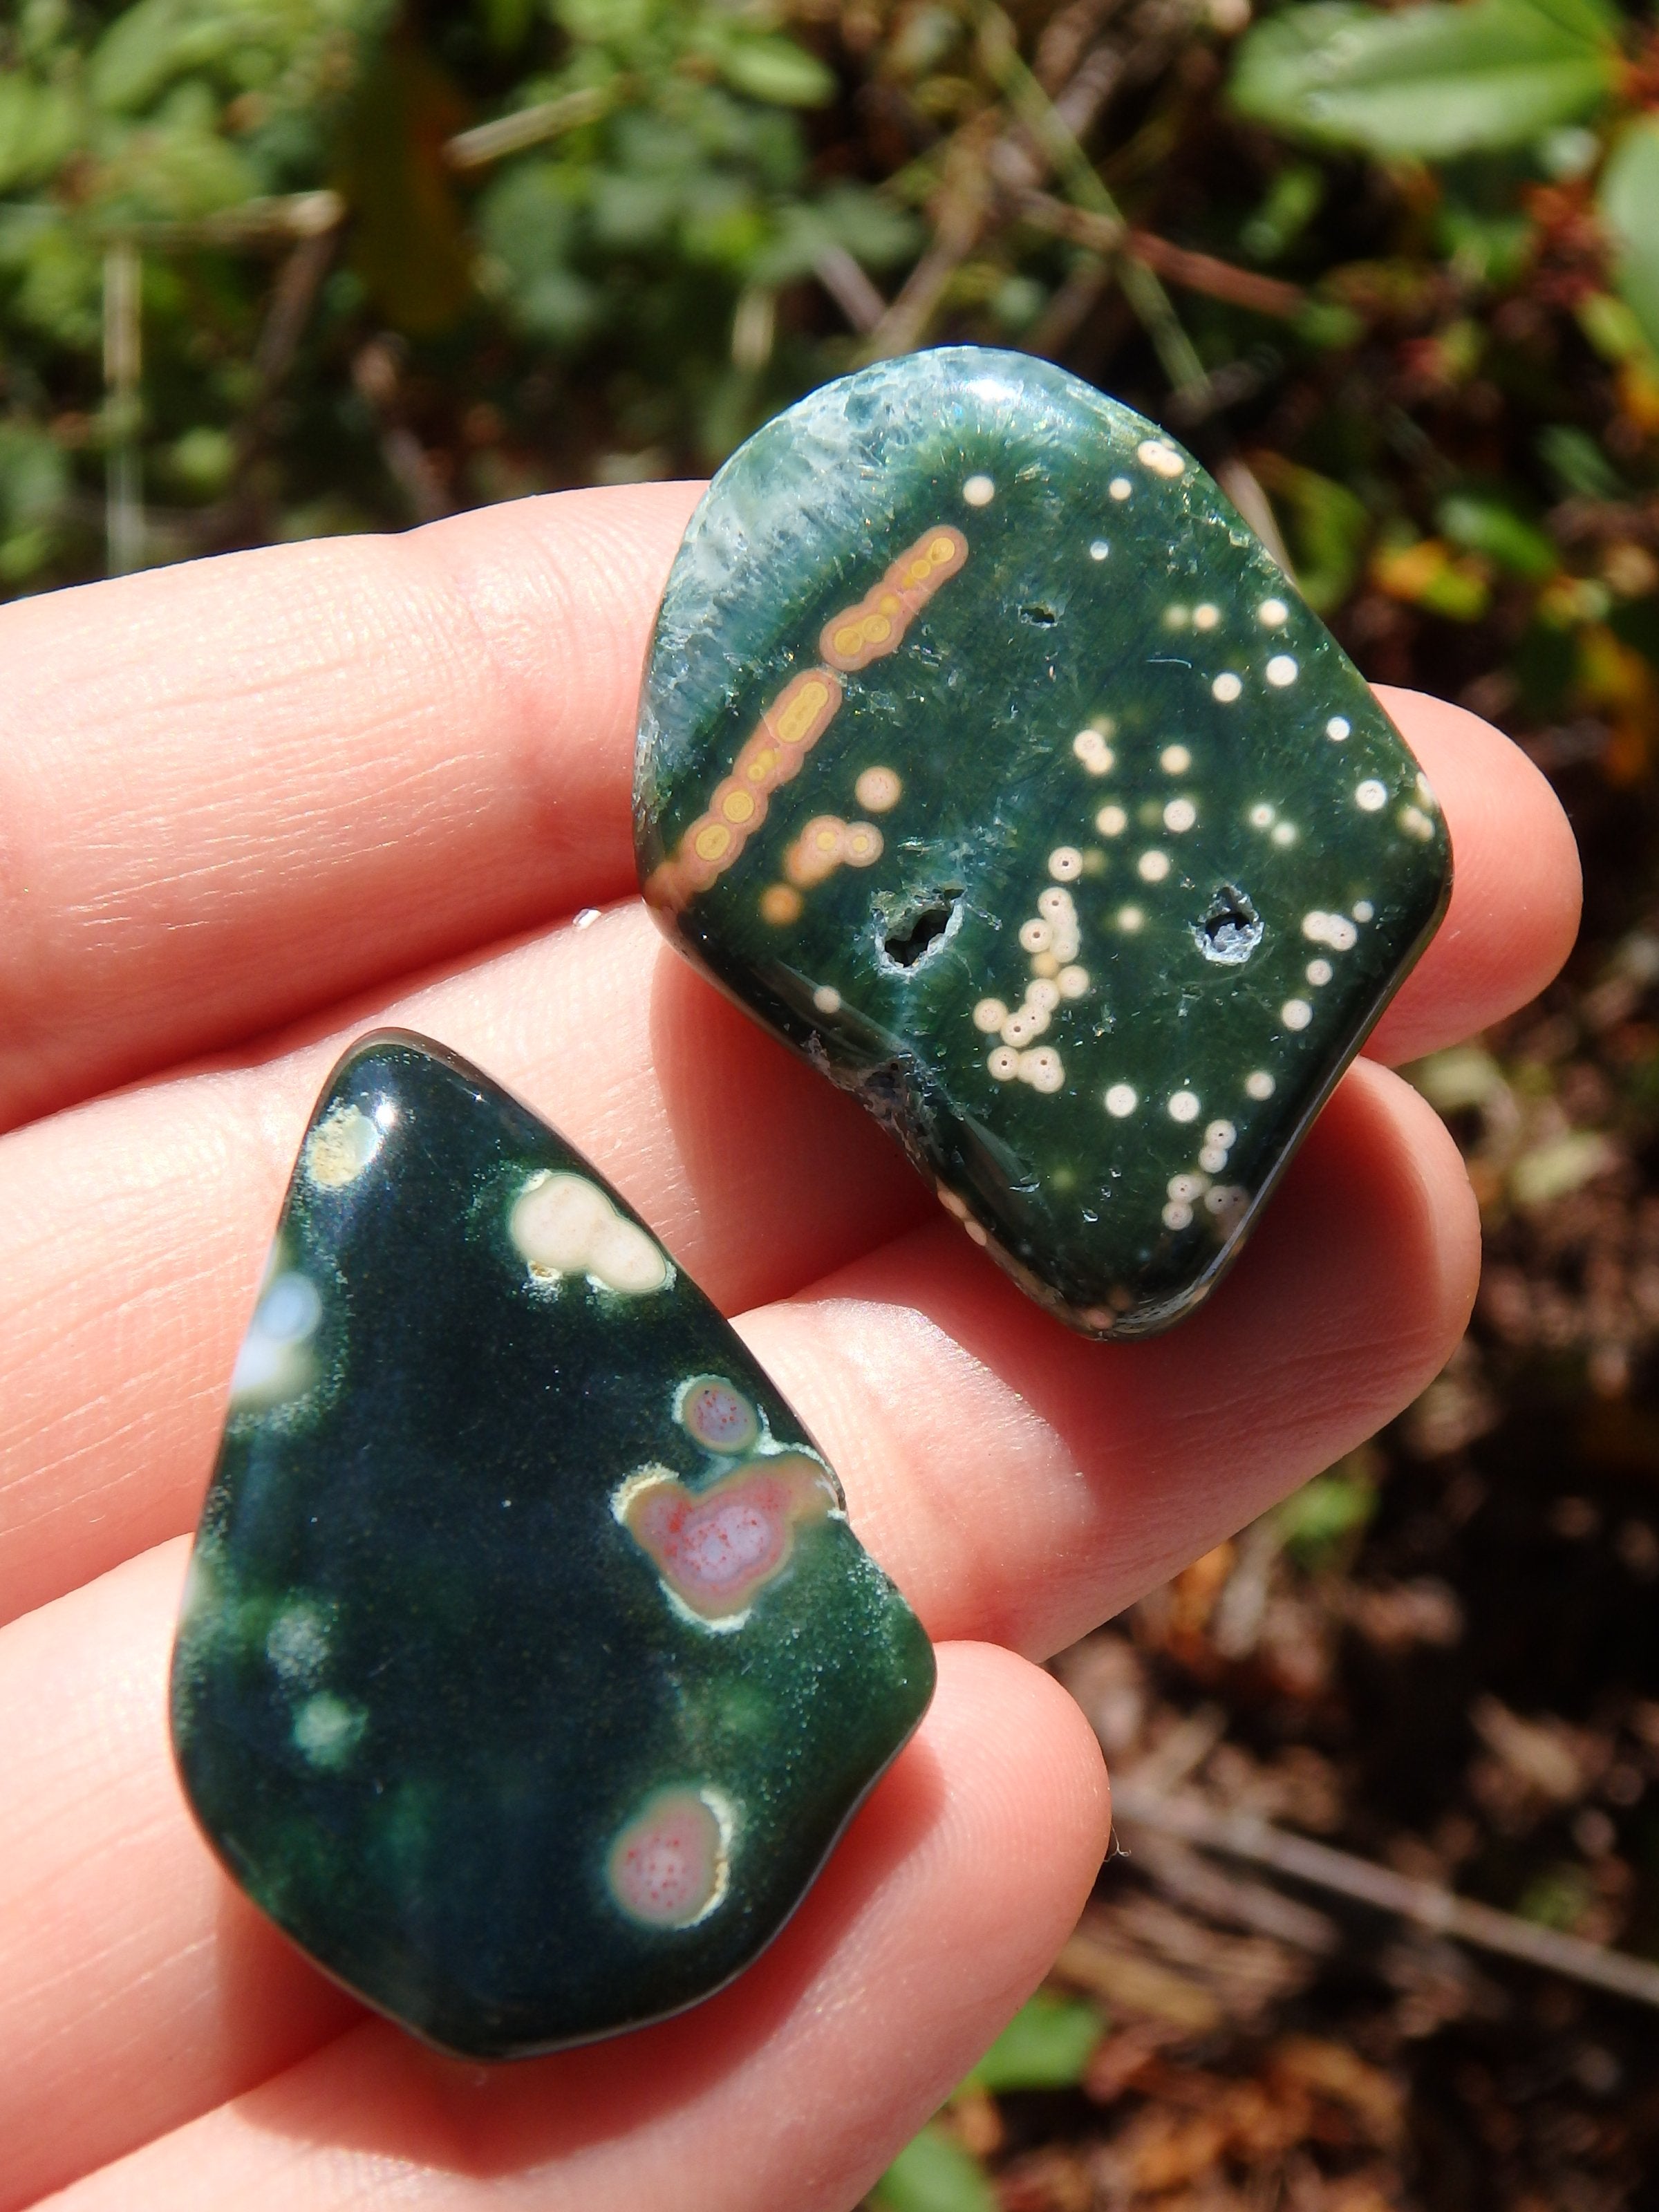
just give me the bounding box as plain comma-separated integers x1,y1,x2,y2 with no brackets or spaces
634,348,1451,1335
170,1032,933,2059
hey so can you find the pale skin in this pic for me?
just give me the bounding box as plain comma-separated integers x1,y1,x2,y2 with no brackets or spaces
0,482,1580,2211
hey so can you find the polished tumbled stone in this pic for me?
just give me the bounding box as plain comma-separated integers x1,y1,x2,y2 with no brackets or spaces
171,1032,933,2059
634,347,1451,1335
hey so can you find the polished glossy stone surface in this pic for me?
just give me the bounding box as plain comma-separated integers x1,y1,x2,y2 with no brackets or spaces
634,348,1451,1335
171,1032,933,2059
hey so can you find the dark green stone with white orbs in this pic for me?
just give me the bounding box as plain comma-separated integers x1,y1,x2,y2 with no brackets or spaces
170,1031,932,2059
634,348,1450,1335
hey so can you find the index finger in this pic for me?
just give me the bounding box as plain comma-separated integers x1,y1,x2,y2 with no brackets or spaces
0,485,700,1131
0,492,1575,1132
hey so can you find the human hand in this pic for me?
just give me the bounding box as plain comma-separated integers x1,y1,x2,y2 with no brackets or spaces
0,486,1578,2211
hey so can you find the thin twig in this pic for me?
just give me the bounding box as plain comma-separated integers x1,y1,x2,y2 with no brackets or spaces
814,243,888,335
445,84,617,171
1017,190,1307,321
1112,1782,1659,2012
970,0,1209,404
106,191,343,249
102,239,142,577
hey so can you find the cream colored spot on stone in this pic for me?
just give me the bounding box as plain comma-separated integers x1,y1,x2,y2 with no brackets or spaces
1020,1047,1065,1093
1356,779,1388,812
1258,598,1289,627
1163,1200,1194,1231
1138,850,1171,883
1212,672,1243,703
293,1692,365,1770
988,1047,1020,1081
854,765,902,812
1089,538,1110,560
1049,846,1083,881
1117,905,1144,932
1327,715,1351,740
511,1172,669,1297
1246,1070,1276,1100
1265,654,1297,687
1163,798,1197,834
813,984,842,1014
1096,803,1127,837
1159,744,1191,775
1073,729,1115,774
1193,603,1220,630
1206,1120,1237,1149
974,997,1008,1033
962,474,995,507
1138,439,1184,478
1282,998,1313,1031
964,1219,990,1246
1353,900,1375,923
1169,1089,1201,1123
1272,821,1297,846
1400,804,1436,841
1249,803,1275,829
1058,964,1089,998
939,1184,970,1219
1307,958,1333,986
1020,917,1053,953
306,1105,379,1190
1109,476,1132,500
1105,1083,1138,1117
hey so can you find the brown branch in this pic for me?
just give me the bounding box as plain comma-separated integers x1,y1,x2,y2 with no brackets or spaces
1017,189,1308,321
1112,1781,1659,2012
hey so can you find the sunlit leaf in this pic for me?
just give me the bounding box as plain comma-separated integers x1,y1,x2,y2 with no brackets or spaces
715,35,836,109
0,75,79,194
869,2123,998,2212
1436,492,1557,581
1598,116,1659,364
964,1991,1105,2093
1230,0,1620,160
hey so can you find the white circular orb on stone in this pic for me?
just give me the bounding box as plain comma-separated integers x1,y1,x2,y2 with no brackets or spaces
1138,440,1184,477
1327,715,1351,740
1089,538,1109,560
1168,1089,1201,1123
1306,959,1333,986
1163,798,1196,834
1193,603,1220,630
1353,900,1374,922
1109,477,1132,500
962,474,995,507
1117,905,1143,932
1137,850,1171,883
1265,655,1298,687
1049,845,1083,881
1258,598,1289,627
1356,779,1388,812
1105,1083,1138,1117
813,984,841,1014
1159,744,1191,774
1246,1070,1275,1100
1096,803,1127,836
1272,821,1297,846
1212,672,1243,703
1249,803,1275,829
1282,998,1313,1031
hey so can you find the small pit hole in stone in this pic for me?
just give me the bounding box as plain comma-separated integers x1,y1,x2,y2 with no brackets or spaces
882,886,964,969
1019,603,1060,628
1194,885,1263,966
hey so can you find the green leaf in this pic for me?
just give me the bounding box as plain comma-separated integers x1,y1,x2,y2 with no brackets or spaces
1274,1465,1377,1565
716,35,836,109
964,1992,1105,2093
1229,0,1620,160
1599,117,1659,364
869,2124,997,2212
0,74,78,194
1537,422,1624,500
1436,492,1557,580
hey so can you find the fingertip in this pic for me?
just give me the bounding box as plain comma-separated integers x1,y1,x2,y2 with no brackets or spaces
1367,688,1582,1064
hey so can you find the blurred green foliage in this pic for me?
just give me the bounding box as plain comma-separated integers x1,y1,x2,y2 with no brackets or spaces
2,0,1657,796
